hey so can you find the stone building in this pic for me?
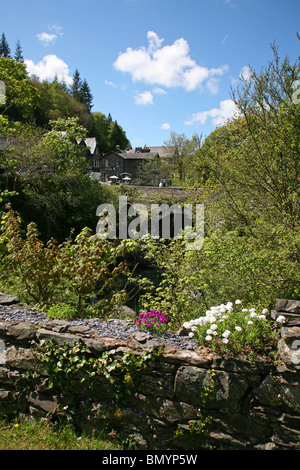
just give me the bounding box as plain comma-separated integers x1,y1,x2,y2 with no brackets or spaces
99,145,165,183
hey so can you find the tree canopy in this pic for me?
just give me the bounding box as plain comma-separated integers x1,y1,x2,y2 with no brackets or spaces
0,57,38,122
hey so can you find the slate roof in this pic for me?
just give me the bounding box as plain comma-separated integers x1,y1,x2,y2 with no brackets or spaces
105,145,165,160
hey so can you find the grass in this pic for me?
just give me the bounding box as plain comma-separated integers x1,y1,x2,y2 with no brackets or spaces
0,415,125,450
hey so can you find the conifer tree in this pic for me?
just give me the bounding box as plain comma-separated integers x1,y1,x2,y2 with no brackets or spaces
14,40,24,62
70,69,82,101
0,33,11,57
80,79,93,112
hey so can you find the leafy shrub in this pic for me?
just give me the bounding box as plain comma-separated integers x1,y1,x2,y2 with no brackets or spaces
137,236,207,329
182,299,285,358
46,303,78,320
0,206,135,316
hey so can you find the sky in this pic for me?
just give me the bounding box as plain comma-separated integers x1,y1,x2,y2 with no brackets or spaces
1,0,300,147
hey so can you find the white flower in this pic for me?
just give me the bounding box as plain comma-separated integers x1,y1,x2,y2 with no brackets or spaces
247,320,253,325
206,329,213,335
242,308,248,313
222,338,229,344
235,299,242,305
225,302,233,311
235,326,242,332
208,315,217,323
250,311,257,318
205,335,212,341
276,315,286,324
262,308,269,315
188,332,194,338
211,323,218,331
222,330,231,338
183,322,191,329
211,306,221,315
258,314,266,320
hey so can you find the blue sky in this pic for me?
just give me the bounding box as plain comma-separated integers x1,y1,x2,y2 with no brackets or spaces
1,0,299,146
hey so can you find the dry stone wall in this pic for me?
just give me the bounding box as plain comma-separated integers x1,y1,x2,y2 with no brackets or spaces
0,300,299,450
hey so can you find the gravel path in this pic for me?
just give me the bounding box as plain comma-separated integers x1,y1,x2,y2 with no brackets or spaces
0,304,197,350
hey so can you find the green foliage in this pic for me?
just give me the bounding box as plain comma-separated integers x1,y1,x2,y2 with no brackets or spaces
137,236,207,328
12,173,119,242
92,112,131,153
0,116,120,241
0,415,124,450
32,78,93,130
0,33,11,58
199,225,300,307
38,117,87,174
46,302,78,320
58,226,129,315
0,116,88,183
14,40,24,63
30,339,161,404
177,42,300,311
0,206,132,314
0,207,62,305
0,57,38,121
138,155,171,186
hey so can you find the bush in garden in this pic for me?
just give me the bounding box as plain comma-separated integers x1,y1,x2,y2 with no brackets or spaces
0,205,62,306
182,299,286,357
0,206,135,316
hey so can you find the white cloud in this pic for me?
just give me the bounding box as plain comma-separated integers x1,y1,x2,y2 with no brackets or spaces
185,99,238,127
206,77,220,95
147,31,164,53
25,54,72,85
37,25,63,46
114,31,228,92
152,87,167,95
224,0,237,8
36,32,58,46
49,24,63,36
231,65,254,86
240,65,253,82
134,91,154,105
161,123,171,130
105,80,117,87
